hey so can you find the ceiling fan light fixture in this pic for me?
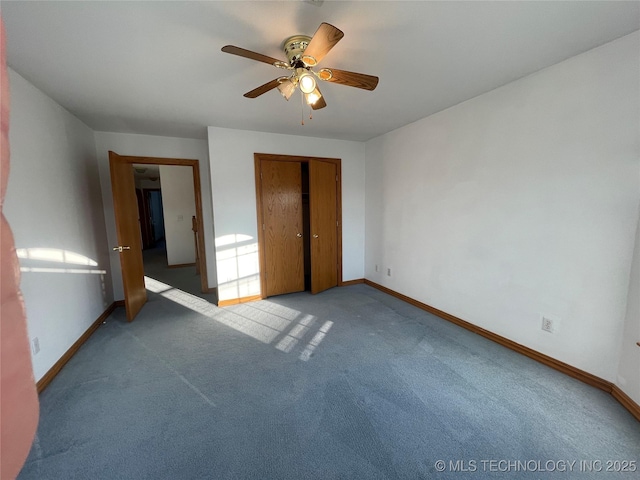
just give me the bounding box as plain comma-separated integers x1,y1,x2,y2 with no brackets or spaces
221,23,379,116
298,72,316,94
277,78,296,100
305,88,322,105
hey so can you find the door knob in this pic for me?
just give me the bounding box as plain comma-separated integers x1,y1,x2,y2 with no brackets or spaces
313,234,319,238
113,246,131,252
296,233,302,238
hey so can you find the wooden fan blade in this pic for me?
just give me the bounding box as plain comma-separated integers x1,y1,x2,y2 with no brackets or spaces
311,96,327,110
244,78,281,98
311,89,327,110
322,68,379,91
302,23,344,66
221,45,282,66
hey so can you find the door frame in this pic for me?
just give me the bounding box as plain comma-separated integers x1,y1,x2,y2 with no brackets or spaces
254,153,343,299
110,153,210,294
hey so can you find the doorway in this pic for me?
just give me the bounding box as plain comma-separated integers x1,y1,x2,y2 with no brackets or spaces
109,151,210,321
136,188,165,250
147,190,165,245
139,165,204,299
254,153,343,299
135,164,166,250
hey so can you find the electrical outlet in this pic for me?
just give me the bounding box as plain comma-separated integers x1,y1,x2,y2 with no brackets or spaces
387,268,391,276
541,316,554,333
31,337,40,355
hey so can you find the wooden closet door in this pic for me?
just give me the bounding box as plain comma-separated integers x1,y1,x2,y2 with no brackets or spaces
309,160,338,294
261,160,305,296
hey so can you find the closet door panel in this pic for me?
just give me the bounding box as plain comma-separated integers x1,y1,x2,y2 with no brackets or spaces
309,160,338,294
261,160,305,296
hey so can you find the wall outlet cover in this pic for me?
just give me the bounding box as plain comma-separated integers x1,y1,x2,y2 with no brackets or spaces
31,337,40,355
541,315,556,333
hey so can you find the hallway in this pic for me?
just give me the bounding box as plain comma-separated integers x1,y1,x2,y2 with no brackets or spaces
143,241,217,304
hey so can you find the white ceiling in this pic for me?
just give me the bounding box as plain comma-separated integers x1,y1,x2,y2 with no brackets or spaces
3,1,639,142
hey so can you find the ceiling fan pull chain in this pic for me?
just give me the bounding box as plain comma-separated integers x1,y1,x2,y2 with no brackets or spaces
300,90,305,125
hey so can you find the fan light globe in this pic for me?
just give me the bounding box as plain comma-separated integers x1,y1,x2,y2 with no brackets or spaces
299,74,316,94
277,79,296,100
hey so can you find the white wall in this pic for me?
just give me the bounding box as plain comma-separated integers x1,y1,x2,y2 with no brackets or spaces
208,127,365,302
365,32,640,383
5,69,113,381
94,132,216,299
159,165,196,266
618,207,640,405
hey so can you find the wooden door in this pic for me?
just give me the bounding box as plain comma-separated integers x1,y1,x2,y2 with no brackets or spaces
109,151,147,321
261,160,305,296
309,160,338,294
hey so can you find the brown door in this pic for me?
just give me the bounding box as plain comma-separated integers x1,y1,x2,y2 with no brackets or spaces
109,151,147,321
261,160,305,296
309,160,338,294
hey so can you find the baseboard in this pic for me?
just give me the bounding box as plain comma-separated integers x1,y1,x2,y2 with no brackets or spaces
611,385,640,422
363,279,639,421
115,299,125,307
340,278,365,287
36,302,119,393
167,262,196,269
218,294,262,307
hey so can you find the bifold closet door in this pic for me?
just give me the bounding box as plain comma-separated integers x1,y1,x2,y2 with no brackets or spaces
261,160,305,296
309,160,338,294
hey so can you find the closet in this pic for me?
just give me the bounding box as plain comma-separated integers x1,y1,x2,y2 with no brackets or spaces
254,153,342,298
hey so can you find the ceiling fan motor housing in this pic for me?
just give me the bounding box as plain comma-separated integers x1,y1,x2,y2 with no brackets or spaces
282,35,312,66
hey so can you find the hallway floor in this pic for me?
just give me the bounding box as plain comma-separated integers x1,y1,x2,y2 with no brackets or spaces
142,240,217,304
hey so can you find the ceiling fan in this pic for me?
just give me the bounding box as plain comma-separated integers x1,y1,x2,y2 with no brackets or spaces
221,23,379,113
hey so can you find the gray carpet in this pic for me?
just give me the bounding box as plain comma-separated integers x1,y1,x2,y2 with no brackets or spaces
18,277,640,478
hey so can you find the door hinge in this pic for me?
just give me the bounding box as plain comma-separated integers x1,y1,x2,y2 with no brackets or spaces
260,172,263,179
